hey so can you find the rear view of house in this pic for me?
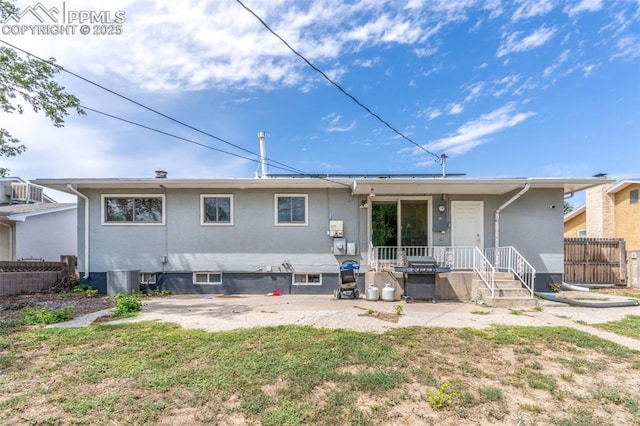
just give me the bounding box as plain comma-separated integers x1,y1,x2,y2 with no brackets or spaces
37,174,610,303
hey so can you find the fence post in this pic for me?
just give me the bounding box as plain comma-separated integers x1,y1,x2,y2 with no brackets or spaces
60,255,77,278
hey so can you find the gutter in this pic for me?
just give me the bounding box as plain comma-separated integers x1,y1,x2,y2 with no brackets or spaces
494,183,530,249
67,184,90,279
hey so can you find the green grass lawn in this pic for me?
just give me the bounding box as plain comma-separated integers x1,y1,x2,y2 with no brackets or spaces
1,320,639,425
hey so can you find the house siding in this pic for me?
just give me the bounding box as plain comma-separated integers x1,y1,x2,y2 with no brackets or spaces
564,211,586,238
76,185,564,294
614,183,640,251
15,209,77,261
79,187,367,292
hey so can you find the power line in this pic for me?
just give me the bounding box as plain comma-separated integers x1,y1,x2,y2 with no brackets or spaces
0,39,357,187
235,0,443,163
0,39,313,178
80,105,305,175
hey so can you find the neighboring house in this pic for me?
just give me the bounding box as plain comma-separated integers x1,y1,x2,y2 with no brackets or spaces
35,174,610,298
0,178,77,261
563,180,640,251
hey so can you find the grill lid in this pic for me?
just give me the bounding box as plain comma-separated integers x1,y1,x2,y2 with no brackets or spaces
405,256,437,267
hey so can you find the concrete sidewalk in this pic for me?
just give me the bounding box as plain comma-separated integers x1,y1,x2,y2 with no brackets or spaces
50,294,640,351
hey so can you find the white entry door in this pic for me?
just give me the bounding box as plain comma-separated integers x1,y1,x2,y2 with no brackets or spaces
451,201,484,248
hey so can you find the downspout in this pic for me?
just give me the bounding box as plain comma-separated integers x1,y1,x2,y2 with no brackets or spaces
67,184,89,279
494,183,530,250
0,221,13,260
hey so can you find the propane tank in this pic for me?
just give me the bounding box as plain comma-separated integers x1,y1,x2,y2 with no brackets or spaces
381,283,395,301
366,285,379,301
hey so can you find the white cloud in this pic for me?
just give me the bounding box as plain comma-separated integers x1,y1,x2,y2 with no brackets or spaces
497,26,556,57
611,35,640,61
418,108,442,120
582,64,596,77
512,0,555,21
543,49,571,78
322,113,356,133
563,0,603,18
421,103,535,155
464,82,485,103
449,103,464,115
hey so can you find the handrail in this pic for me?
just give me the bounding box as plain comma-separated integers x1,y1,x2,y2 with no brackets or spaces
472,246,495,298
485,246,536,297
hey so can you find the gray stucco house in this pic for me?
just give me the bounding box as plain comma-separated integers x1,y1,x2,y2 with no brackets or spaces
35,174,612,302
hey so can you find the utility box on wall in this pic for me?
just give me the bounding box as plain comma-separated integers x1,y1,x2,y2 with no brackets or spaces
333,238,346,255
329,220,344,237
433,201,448,233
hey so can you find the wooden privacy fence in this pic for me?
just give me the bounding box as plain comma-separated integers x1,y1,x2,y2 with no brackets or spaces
564,238,626,285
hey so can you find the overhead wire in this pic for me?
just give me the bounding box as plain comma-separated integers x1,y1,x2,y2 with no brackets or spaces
80,105,306,175
0,39,353,188
235,0,443,163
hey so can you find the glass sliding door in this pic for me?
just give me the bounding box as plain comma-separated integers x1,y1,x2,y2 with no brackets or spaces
372,201,397,247
372,200,430,247
400,200,429,246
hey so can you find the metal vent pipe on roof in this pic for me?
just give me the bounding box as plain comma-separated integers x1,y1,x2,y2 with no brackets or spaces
258,131,268,178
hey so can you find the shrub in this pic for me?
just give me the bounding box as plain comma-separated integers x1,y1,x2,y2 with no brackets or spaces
72,284,98,297
426,382,457,410
113,293,143,317
22,305,74,325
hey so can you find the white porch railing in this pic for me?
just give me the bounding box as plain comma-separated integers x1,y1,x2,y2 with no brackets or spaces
369,245,497,297
484,246,536,297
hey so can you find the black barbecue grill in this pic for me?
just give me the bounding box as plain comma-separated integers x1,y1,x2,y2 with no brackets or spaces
394,256,451,303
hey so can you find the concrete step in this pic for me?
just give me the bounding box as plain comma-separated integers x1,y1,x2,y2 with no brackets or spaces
480,287,531,298
493,279,524,289
482,296,539,309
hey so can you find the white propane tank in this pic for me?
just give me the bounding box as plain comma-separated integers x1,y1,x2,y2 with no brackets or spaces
366,285,379,301
381,283,395,301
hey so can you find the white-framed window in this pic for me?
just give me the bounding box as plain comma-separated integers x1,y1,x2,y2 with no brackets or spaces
140,272,157,284
577,229,587,238
293,273,322,286
102,194,165,225
193,272,222,285
201,194,233,225
275,194,308,226
630,189,638,204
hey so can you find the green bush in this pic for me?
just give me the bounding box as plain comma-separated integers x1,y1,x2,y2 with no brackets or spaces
426,382,457,410
22,305,74,325
72,284,98,297
113,293,143,317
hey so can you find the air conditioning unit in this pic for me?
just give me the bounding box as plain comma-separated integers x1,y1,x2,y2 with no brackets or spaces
107,270,141,296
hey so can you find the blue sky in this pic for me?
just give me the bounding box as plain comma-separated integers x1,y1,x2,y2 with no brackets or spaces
1,0,639,205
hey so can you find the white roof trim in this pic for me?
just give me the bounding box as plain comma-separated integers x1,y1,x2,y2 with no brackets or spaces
607,179,640,194
7,205,77,222
34,176,616,197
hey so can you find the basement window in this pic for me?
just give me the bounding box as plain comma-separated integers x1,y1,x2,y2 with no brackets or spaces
293,273,322,286
193,272,222,285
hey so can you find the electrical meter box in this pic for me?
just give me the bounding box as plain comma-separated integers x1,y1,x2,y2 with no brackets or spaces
329,220,344,237
332,238,346,255
433,201,448,232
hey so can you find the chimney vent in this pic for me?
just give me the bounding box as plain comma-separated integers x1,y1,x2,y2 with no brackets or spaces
155,170,167,179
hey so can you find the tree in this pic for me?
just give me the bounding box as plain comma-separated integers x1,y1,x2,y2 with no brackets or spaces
0,0,84,176
564,200,573,214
